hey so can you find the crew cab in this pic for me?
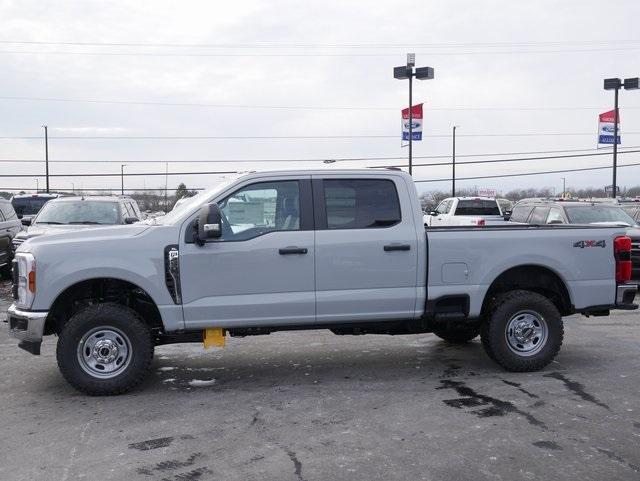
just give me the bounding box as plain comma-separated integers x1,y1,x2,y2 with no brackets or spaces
424,196,504,227
6,170,637,395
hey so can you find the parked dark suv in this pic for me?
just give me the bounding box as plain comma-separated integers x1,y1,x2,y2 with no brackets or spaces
11,193,60,224
509,198,640,284
0,198,22,278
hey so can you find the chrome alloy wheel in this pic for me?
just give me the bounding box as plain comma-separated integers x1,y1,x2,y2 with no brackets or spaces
76,327,132,379
505,310,548,357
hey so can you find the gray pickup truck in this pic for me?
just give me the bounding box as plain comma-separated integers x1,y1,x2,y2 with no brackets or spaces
6,170,638,395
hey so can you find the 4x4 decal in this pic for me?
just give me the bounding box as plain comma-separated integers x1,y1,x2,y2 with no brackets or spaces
573,240,606,248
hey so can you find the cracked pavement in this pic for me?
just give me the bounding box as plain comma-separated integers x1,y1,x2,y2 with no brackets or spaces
1,280,639,481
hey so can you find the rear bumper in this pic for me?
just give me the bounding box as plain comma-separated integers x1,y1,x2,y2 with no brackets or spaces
615,284,638,309
6,304,48,354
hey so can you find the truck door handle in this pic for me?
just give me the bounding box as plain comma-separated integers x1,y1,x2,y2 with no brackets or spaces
384,244,411,252
279,247,308,255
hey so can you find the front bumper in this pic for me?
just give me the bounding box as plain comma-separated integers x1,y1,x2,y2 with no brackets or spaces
615,284,638,309
6,304,48,354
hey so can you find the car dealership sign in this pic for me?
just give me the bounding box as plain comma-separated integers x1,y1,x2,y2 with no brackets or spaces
402,103,423,141
598,110,621,145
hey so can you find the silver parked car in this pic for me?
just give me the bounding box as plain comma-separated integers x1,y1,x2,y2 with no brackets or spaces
12,195,142,251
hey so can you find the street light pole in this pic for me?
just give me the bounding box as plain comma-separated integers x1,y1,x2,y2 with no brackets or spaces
612,87,619,198
408,72,413,175
393,55,434,177
43,125,49,193
120,164,126,195
452,126,457,197
561,177,566,197
604,76,639,198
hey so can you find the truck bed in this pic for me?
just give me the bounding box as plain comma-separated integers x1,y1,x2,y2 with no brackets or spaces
424,223,628,319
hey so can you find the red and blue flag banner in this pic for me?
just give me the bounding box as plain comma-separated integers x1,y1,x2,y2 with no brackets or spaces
598,110,621,145
402,103,423,141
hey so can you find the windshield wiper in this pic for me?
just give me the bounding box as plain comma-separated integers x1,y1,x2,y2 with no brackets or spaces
36,221,64,224
68,221,106,225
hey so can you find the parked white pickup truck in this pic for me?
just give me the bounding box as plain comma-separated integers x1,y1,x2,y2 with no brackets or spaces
424,196,505,226
7,170,638,395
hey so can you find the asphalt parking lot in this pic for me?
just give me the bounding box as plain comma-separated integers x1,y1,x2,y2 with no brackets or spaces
0,280,639,481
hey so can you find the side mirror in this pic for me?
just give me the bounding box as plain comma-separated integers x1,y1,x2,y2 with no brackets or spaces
503,211,512,221
548,219,563,225
196,203,222,244
21,217,32,226
429,211,437,216
124,217,139,224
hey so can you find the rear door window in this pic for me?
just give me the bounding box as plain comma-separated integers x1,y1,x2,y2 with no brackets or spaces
323,179,401,229
454,199,501,216
5,204,17,220
509,205,534,223
129,202,142,219
0,202,16,221
622,206,640,221
529,207,550,224
546,208,565,224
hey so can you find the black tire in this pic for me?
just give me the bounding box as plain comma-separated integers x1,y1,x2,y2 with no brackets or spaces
433,325,480,344
480,290,563,372
56,303,154,396
0,262,11,280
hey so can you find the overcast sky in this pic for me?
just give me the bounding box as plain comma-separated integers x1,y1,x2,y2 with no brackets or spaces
1,0,639,196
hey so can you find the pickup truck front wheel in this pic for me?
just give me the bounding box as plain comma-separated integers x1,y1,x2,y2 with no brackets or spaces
56,303,154,395
480,290,564,372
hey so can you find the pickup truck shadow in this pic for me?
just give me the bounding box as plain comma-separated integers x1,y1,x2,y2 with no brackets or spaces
148,335,497,393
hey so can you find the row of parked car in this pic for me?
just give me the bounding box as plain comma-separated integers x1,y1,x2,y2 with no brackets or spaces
0,193,144,278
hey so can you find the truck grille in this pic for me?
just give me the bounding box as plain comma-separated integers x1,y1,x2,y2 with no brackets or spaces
631,239,640,282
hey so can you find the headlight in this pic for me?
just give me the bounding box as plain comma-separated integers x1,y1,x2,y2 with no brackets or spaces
14,252,36,309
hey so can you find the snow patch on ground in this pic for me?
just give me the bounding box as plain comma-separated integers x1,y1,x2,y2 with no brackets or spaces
188,379,217,387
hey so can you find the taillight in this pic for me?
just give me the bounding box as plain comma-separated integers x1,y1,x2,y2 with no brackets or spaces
614,235,632,283
476,219,485,226
28,269,36,293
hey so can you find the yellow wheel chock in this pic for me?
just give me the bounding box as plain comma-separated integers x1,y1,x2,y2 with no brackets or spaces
203,328,226,348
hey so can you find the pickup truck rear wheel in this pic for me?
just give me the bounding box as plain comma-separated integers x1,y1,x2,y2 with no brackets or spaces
433,325,480,344
480,290,563,372
56,303,154,395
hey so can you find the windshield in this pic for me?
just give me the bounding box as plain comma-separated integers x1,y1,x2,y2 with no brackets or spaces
11,197,51,217
455,199,501,216
34,201,121,225
565,206,637,226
